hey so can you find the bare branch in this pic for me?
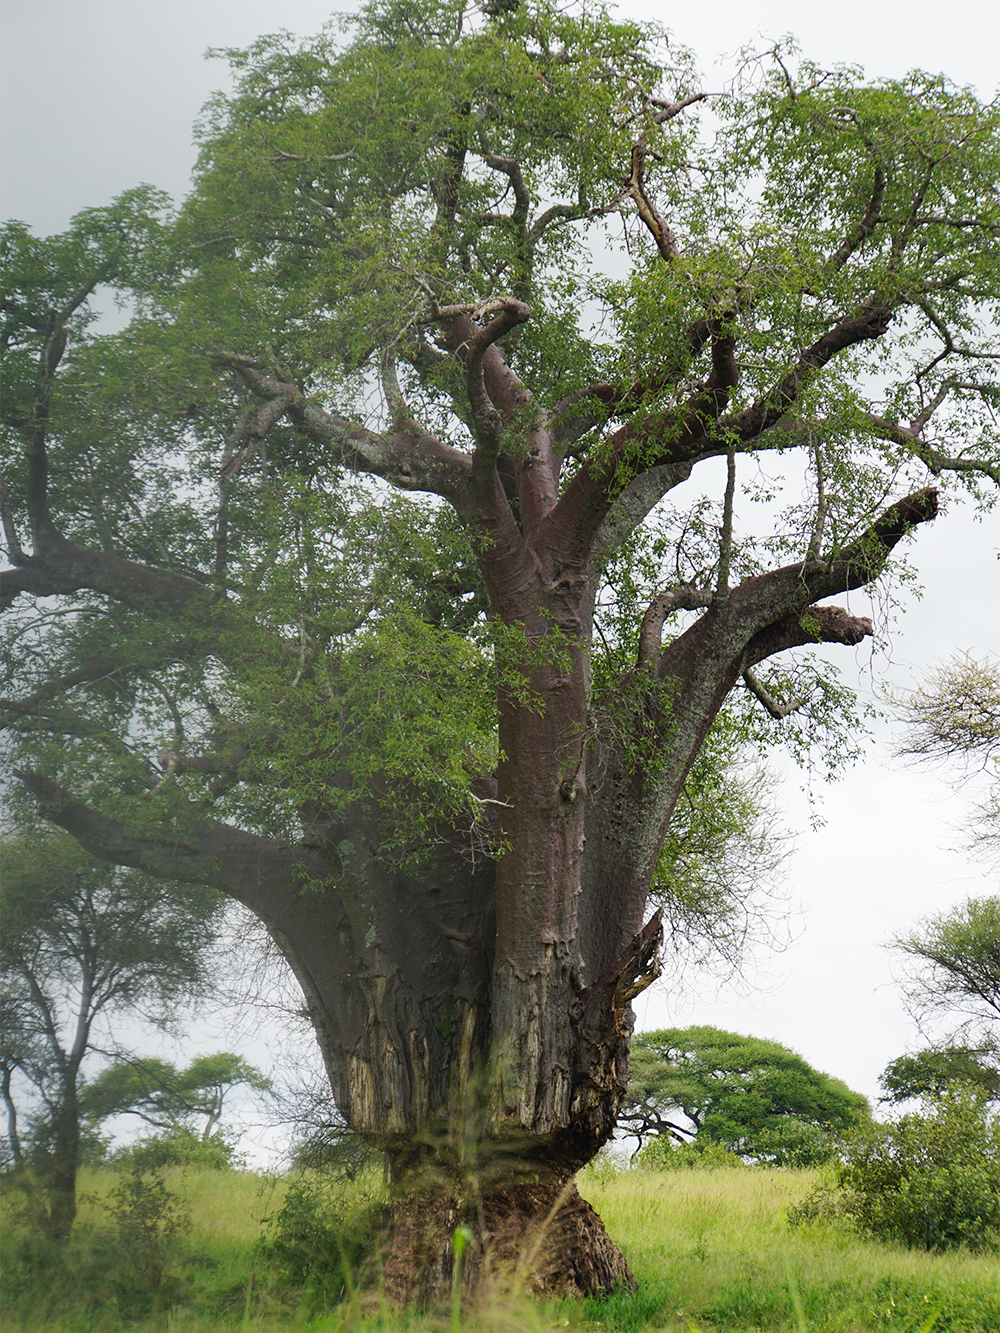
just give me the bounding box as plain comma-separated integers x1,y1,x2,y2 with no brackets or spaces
742,667,808,720
637,586,713,666
714,447,737,604
806,439,828,561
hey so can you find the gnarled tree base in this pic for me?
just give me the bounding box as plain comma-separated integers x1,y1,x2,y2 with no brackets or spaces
380,1176,635,1309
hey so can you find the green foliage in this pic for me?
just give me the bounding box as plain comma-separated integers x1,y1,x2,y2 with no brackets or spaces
3,1164,1000,1330
894,655,1000,864
81,1051,272,1142
623,1026,868,1165
98,1166,193,1317
257,1172,387,1311
635,1135,744,1171
882,892,1000,1151
880,1044,1000,1105
3,2,1000,1302
890,895,1000,1034
0,829,222,1238
791,1085,1000,1254
0,832,219,1016
4,0,997,979
109,1125,243,1173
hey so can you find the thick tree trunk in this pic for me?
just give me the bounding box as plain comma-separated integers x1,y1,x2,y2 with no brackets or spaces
274,797,661,1305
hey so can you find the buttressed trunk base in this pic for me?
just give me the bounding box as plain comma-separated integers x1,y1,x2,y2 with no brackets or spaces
380,1172,635,1308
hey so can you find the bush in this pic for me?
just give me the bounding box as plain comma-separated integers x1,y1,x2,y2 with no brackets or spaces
747,1118,839,1167
635,1135,744,1171
97,1166,192,1318
257,1172,386,1311
110,1125,243,1172
791,1085,1000,1252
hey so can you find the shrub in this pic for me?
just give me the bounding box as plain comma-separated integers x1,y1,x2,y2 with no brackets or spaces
791,1085,1000,1252
110,1125,243,1172
747,1118,839,1167
257,1172,386,1311
635,1135,744,1170
99,1165,192,1317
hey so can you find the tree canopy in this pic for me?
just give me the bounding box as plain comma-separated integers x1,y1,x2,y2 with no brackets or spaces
891,895,1000,1034
621,1026,868,1165
882,894,1000,1109
2,0,998,1302
80,1052,272,1142
880,1045,1000,1104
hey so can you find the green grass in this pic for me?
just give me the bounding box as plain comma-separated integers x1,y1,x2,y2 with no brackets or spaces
2,1163,997,1333
580,1166,999,1332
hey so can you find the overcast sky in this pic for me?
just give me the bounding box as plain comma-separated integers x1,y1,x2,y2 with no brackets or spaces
2,0,998,1158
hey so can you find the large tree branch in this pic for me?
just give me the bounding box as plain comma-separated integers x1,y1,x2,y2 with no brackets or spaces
742,602,874,669
583,486,940,953
449,298,532,494
15,276,110,552
544,317,740,563
717,487,940,655
0,473,26,564
12,769,324,929
714,300,895,447
637,586,714,667
865,409,1000,487
626,94,710,263
550,317,715,455
0,531,218,616
209,352,474,501
432,301,562,541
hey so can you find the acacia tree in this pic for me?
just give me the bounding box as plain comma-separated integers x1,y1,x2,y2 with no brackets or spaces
80,1052,272,1143
880,1045,1000,1104
621,1026,868,1165
2,0,999,1302
0,832,219,1243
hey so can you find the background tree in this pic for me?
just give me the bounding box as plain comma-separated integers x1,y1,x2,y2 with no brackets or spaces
0,831,220,1243
881,894,1000,1109
621,1026,868,1165
2,0,998,1301
879,1045,1000,1105
80,1051,272,1143
894,655,1000,864
890,895,1000,1035
880,661,1000,1106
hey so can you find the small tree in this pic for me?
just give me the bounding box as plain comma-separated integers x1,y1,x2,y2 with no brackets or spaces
0,831,220,1243
621,1026,868,1164
890,895,1000,1036
881,893,1000,1119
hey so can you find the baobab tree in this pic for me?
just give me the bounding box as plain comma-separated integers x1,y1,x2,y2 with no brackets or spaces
2,0,998,1303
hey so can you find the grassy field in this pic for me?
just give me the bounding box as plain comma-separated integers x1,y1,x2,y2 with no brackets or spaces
2,1161,997,1333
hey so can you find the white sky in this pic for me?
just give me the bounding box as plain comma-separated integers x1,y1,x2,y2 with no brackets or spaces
2,0,999,1160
